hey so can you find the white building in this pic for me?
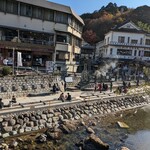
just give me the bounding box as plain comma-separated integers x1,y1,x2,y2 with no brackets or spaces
96,21,150,62
0,0,84,72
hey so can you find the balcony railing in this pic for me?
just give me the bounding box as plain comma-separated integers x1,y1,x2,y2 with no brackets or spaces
1,36,54,46
108,41,150,48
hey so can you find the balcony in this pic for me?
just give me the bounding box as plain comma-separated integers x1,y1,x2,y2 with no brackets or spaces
1,36,54,46
108,41,150,48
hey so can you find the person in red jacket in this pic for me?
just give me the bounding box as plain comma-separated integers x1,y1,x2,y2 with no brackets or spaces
98,83,102,93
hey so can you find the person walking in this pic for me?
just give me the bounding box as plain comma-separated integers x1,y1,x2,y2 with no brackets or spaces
110,81,113,92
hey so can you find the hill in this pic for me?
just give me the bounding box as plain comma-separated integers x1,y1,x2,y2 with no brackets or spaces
81,3,150,44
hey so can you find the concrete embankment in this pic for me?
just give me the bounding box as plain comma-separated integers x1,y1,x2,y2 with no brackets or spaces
0,94,149,138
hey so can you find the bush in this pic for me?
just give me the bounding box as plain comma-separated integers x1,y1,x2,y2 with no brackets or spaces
2,66,12,76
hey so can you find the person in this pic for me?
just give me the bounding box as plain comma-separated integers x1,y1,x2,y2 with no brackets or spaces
110,81,113,92
0,98,4,109
52,83,57,93
66,93,72,101
128,82,131,88
11,95,17,103
58,93,65,102
98,83,102,93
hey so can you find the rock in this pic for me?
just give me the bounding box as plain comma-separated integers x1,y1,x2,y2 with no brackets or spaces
39,119,46,125
9,119,16,126
18,128,24,134
80,121,86,126
41,114,47,120
0,117,3,122
10,140,18,147
46,129,62,140
32,126,39,131
1,143,9,150
36,134,47,143
60,124,71,134
91,121,97,126
25,127,32,132
3,126,13,132
10,130,17,135
120,147,130,150
2,121,8,127
83,134,109,150
2,133,10,138
86,127,95,134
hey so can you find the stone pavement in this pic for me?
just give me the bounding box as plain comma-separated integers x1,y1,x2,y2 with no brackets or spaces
0,80,144,115
0,89,117,115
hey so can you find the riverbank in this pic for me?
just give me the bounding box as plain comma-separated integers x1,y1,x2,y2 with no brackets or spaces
1,92,150,149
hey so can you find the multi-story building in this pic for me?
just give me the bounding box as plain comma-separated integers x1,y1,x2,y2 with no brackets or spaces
96,21,150,63
0,0,84,72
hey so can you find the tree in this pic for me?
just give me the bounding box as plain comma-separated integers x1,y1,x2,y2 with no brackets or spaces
82,30,99,45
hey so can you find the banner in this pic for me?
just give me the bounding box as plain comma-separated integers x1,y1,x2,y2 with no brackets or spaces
17,52,23,67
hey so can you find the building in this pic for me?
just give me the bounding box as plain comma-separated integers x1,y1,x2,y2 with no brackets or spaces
96,22,150,79
0,0,84,72
96,21,150,62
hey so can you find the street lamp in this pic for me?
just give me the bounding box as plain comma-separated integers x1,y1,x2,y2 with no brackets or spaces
12,47,15,75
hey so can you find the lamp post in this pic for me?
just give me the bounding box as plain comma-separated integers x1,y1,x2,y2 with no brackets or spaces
12,47,15,75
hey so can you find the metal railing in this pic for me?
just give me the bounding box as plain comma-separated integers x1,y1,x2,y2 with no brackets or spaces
1,36,54,46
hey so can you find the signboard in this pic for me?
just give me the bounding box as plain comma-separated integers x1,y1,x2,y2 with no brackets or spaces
65,77,73,83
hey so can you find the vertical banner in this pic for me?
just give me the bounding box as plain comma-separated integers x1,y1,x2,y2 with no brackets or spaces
17,52,23,67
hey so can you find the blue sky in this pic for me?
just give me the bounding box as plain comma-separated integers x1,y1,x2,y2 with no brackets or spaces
48,0,150,15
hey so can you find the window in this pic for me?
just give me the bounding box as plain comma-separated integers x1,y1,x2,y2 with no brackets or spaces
145,39,150,45
140,38,143,44
118,36,125,43
0,0,5,12
56,35,67,43
134,50,137,56
127,37,130,43
139,50,141,56
32,6,43,19
131,39,138,44
6,0,18,14
117,49,132,56
144,51,150,57
20,3,32,17
44,9,54,21
110,48,113,55
55,12,68,24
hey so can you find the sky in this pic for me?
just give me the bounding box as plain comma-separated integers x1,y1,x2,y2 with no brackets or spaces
48,0,150,15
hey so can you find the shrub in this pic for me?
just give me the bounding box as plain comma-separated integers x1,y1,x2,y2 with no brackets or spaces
2,66,12,76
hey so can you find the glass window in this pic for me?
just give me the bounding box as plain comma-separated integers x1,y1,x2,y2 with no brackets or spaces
145,39,150,45
110,48,113,55
6,0,18,14
44,9,54,21
56,35,67,43
117,49,132,56
20,3,32,17
33,6,43,19
118,36,125,43
144,51,150,57
131,39,138,44
0,0,5,12
55,12,68,24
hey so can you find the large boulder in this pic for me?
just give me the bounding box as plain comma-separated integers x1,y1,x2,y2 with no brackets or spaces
46,128,62,140
83,134,109,150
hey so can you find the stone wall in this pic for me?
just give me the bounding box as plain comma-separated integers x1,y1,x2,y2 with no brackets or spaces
0,75,81,99
0,95,148,138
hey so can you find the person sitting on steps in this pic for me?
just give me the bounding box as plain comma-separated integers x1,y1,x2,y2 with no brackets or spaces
58,93,65,102
66,93,72,101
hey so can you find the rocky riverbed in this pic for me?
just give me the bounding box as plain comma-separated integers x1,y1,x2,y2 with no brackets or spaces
0,94,150,150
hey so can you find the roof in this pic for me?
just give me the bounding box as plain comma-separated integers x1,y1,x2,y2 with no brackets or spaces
110,21,146,34
17,0,84,25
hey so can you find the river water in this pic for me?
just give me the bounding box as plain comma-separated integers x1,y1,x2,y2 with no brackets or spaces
58,105,150,150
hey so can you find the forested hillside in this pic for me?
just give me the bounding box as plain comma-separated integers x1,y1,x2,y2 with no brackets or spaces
81,3,150,44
